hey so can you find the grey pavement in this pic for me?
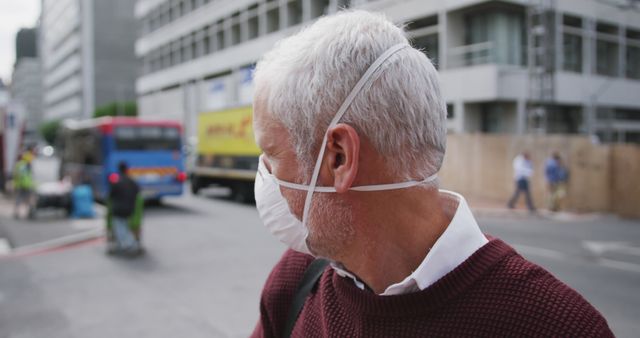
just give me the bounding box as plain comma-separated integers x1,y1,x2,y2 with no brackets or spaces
0,195,103,251
0,155,101,252
0,187,638,337
0,189,283,338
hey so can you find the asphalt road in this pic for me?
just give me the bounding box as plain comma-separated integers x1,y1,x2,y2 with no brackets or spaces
0,188,639,337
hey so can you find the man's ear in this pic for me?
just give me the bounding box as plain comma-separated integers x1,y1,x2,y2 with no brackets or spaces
325,123,360,193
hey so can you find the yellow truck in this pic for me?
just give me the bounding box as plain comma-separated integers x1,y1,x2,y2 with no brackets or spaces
190,106,260,203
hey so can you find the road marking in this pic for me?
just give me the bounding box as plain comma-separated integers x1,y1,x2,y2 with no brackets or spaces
583,240,640,257
514,243,640,274
0,238,11,255
597,258,640,274
513,244,568,260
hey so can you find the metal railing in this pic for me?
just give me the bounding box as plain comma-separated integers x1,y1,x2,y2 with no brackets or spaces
447,41,495,68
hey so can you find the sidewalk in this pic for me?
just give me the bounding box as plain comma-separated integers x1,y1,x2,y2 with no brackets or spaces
467,195,606,222
0,193,104,256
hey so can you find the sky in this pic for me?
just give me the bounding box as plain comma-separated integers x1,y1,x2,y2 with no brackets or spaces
0,0,40,85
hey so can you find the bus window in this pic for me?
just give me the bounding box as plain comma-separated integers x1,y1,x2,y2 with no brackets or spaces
59,127,103,184
114,126,181,151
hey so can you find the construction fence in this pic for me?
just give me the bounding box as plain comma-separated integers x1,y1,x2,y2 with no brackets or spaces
439,134,640,219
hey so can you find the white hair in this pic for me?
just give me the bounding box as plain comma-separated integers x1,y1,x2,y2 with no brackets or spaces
253,10,447,180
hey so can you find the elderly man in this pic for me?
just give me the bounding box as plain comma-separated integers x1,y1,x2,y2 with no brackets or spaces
251,10,611,338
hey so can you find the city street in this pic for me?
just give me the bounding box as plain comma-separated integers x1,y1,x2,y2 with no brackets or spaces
1,1,640,337
0,186,639,338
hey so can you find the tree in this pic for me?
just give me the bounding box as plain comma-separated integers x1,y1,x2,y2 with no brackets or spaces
39,119,61,145
93,101,138,118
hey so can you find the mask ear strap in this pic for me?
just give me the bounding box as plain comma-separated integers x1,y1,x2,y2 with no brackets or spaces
276,179,337,193
349,174,438,192
301,43,410,227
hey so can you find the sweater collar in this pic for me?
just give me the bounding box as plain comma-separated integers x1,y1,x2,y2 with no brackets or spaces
331,238,516,316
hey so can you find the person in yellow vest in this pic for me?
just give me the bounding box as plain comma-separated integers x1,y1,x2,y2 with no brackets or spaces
13,151,36,219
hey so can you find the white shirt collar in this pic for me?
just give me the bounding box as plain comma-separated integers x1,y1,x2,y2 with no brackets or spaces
332,190,488,295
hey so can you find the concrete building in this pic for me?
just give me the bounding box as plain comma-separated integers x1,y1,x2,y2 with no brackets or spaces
11,28,43,138
135,0,640,143
15,28,38,60
40,0,138,121
1,78,25,179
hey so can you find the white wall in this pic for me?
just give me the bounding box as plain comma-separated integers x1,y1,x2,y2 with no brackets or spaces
556,72,640,108
138,86,185,121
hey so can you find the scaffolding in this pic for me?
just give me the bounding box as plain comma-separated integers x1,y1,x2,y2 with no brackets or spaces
526,0,557,134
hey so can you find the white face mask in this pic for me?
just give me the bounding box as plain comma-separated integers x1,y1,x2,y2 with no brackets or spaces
254,43,438,255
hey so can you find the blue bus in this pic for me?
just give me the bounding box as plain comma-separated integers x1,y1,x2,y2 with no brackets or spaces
59,117,186,202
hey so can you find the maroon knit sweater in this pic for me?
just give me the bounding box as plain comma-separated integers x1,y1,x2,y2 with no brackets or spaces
251,238,613,337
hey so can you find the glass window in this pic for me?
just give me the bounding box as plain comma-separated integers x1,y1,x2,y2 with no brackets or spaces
216,27,225,50
61,128,103,166
267,7,279,33
163,46,172,68
171,0,180,21
310,0,330,18
191,33,198,59
286,0,303,27
178,0,185,17
337,0,351,9
446,104,454,119
563,33,582,72
465,10,525,66
596,22,619,77
627,46,640,79
248,15,259,40
406,16,438,31
172,41,181,65
479,104,504,133
562,15,582,73
231,18,241,45
596,40,619,76
412,34,439,68
115,126,181,151
626,29,640,79
202,30,210,55
406,15,439,68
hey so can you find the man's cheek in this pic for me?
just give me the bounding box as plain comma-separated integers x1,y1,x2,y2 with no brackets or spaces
280,188,305,221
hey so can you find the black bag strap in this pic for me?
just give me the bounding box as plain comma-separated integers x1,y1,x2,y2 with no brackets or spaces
282,258,330,338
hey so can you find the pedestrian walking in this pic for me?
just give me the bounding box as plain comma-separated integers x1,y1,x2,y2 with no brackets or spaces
250,10,611,337
107,161,142,255
545,152,569,212
507,151,536,212
12,151,35,219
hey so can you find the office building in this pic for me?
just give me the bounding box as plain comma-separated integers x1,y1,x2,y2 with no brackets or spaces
135,0,640,143
41,0,138,121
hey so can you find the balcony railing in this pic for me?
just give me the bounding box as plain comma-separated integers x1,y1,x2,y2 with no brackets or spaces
447,41,495,68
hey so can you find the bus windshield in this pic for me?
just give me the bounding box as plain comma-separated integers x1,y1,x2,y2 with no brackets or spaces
114,126,181,151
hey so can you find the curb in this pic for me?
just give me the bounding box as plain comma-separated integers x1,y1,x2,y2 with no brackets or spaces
0,228,105,259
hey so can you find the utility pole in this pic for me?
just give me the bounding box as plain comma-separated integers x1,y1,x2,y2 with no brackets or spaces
527,0,556,134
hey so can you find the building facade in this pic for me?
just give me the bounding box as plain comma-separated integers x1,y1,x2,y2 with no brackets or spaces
40,0,138,121
11,28,43,138
135,0,640,143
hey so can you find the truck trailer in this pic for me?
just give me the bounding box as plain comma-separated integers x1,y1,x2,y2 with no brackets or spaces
190,106,260,203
